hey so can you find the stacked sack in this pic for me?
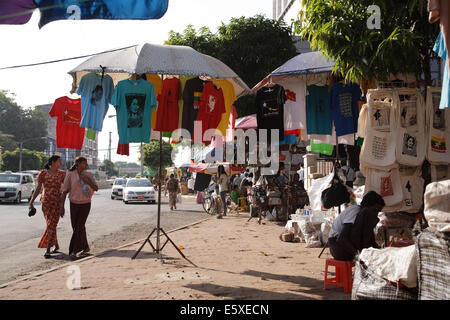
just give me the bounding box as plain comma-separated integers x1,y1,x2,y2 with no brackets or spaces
359,88,425,212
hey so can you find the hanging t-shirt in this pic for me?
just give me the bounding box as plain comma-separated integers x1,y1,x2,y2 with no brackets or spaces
256,84,286,142
49,96,85,150
131,74,162,130
434,32,449,110
86,129,96,140
306,85,333,135
276,78,306,135
117,141,129,156
111,79,157,144
196,82,226,144
182,77,205,137
77,72,114,131
154,77,181,132
214,79,237,136
310,140,334,156
330,82,362,136
226,105,238,142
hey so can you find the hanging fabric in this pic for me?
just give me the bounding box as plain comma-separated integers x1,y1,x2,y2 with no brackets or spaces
364,167,404,211
181,77,206,137
433,31,450,109
154,77,181,133
395,88,427,166
196,81,226,145
117,141,130,156
329,82,362,136
111,78,157,144
77,71,114,132
426,86,450,164
213,79,237,136
306,85,332,135
398,175,425,213
255,84,286,142
276,77,307,135
49,96,85,150
86,129,96,141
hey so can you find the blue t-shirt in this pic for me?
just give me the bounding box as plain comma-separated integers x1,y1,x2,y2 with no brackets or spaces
77,72,114,131
330,82,362,136
433,32,449,110
306,85,333,135
111,79,157,144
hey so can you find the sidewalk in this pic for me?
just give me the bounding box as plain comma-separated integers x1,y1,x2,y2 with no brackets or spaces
0,211,349,300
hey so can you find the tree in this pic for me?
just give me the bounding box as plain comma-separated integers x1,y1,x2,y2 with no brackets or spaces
0,90,48,151
99,159,118,177
0,132,18,151
0,148,47,171
165,15,298,117
142,140,173,172
296,0,439,84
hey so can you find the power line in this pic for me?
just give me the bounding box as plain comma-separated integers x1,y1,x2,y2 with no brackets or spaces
0,45,136,71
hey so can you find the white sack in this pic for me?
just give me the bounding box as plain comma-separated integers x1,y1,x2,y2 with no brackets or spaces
424,179,450,232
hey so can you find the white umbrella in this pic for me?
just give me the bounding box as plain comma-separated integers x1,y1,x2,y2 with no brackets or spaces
69,43,250,97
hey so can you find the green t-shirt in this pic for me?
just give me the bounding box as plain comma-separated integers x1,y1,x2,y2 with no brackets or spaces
111,79,157,144
231,190,240,204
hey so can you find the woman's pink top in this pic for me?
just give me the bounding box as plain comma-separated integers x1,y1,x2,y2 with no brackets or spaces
63,170,95,204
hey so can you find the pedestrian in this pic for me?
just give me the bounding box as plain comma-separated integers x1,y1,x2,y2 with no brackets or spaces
187,175,195,195
29,155,66,259
297,163,304,188
165,174,180,211
328,191,385,261
342,161,356,188
61,156,98,260
217,165,229,219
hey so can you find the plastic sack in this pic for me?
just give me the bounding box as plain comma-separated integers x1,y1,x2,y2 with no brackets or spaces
298,219,321,248
424,179,450,232
307,173,334,211
321,177,350,209
358,246,418,288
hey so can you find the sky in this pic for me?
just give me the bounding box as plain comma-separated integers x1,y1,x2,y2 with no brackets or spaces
0,0,276,164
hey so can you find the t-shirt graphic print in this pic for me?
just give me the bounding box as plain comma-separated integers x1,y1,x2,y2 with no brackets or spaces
126,94,146,128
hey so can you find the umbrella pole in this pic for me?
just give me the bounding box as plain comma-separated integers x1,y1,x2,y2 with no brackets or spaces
132,74,193,266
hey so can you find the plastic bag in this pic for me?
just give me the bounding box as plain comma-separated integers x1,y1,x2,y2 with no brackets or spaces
307,173,334,211
298,219,322,248
176,193,182,203
321,176,351,209
424,179,450,232
196,191,203,204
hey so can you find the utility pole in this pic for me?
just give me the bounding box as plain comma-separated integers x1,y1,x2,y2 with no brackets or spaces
140,142,144,176
108,131,112,161
18,137,46,172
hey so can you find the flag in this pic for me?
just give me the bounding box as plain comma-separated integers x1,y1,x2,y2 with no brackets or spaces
0,0,36,25
34,0,169,28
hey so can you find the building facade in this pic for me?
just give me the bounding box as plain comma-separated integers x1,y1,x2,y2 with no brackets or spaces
36,104,98,169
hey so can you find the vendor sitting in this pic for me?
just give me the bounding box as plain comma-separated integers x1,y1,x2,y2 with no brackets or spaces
328,191,385,261
231,184,240,205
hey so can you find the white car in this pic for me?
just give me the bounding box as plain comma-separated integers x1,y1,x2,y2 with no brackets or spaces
123,178,156,204
111,178,127,200
0,171,35,204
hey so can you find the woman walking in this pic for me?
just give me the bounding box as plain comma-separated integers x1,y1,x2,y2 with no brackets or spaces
61,156,98,260
29,155,66,259
165,174,180,210
217,165,229,219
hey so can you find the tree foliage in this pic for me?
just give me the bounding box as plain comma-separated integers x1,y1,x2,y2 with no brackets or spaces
99,159,118,177
296,0,439,84
0,148,48,172
0,91,48,151
165,15,298,117
142,140,173,171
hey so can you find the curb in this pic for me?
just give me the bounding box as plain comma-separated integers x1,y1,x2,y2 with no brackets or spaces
0,217,210,289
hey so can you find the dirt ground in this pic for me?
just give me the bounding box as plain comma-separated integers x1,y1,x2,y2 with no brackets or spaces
0,210,349,300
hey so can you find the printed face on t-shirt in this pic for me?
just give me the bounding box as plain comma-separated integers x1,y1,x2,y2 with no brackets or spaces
90,85,103,105
126,94,146,128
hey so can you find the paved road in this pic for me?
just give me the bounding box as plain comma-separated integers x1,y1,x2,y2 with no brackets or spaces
0,189,208,285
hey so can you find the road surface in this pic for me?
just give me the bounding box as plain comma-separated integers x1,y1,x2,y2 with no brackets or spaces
0,189,207,285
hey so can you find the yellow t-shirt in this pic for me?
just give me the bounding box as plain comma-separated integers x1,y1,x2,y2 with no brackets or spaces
213,79,236,136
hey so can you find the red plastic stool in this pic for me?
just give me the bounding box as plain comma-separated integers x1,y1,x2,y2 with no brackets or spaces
323,259,355,293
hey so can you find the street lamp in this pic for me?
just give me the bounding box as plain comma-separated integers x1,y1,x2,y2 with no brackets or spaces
18,137,46,172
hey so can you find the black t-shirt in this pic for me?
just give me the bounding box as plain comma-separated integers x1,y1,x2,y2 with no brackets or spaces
181,77,206,137
256,84,286,142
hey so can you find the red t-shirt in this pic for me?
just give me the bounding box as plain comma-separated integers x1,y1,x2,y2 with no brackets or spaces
49,96,85,149
154,78,181,132
196,82,226,144
117,141,129,156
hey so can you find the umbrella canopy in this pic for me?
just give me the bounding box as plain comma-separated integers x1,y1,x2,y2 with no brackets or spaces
252,51,335,92
69,43,250,98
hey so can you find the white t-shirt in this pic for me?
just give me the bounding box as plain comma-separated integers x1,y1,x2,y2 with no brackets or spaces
218,174,229,193
277,78,307,132
329,205,361,239
298,168,304,181
187,178,195,190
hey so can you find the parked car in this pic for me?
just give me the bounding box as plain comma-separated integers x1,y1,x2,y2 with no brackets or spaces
0,171,35,203
123,178,156,204
111,178,127,200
